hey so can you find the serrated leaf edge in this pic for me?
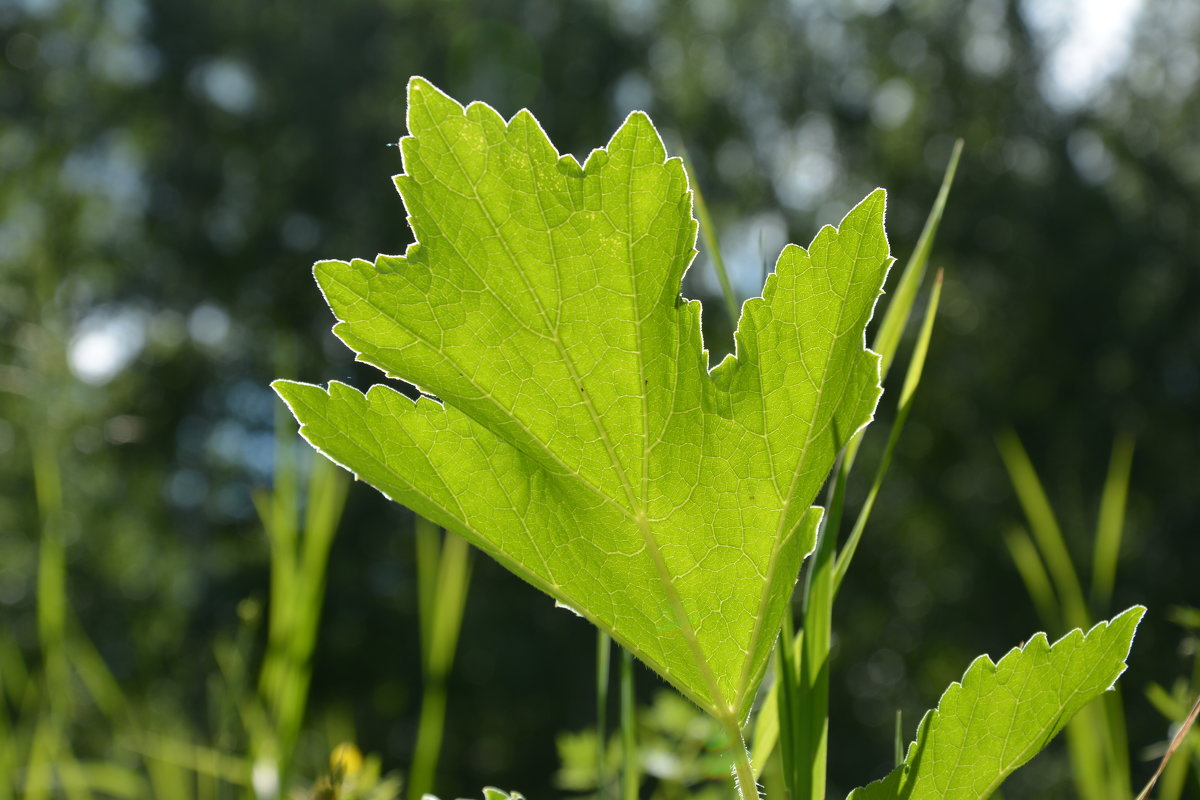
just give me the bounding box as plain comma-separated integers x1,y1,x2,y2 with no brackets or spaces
848,604,1146,799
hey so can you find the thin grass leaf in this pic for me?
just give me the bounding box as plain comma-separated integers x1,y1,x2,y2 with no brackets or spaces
1168,606,1200,629
131,737,251,786
794,451,847,800
995,431,1089,630
60,763,147,799
621,649,638,800
750,628,801,779
776,603,800,798
1091,434,1134,612
833,269,943,594
872,140,962,381
415,516,441,667
410,528,473,800
1001,526,1059,630
32,431,70,709
893,711,903,768
596,631,612,797
842,143,961,476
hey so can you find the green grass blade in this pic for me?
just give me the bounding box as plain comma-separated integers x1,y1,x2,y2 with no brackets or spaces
132,736,251,786
276,453,350,769
750,628,801,779
795,458,846,800
872,140,961,381
429,532,472,674
415,515,441,668
32,431,70,707
61,763,147,799
409,530,473,800
620,648,638,800
834,270,943,594
893,711,903,767
410,685,449,800
65,610,126,721
1001,526,1059,630
596,631,612,798
1100,689,1132,796
678,144,739,328
995,431,1089,630
776,604,799,799
1091,434,1134,612
844,141,961,475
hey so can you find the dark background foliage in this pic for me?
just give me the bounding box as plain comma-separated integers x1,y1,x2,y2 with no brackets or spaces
2,0,1197,796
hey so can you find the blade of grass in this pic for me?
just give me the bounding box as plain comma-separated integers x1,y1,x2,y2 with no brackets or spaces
997,433,1138,799
415,516,441,669
409,527,473,800
750,628,801,779
65,609,126,721
131,736,251,786
677,144,739,328
254,417,350,786
833,270,943,594
776,602,799,799
63,762,147,799
276,453,350,760
995,431,1089,631
620,648,638,800
893,710,904,767
1001,526,1059,630
873,140,962,380
794,447,846,800
32,430,70,710
24,715,55,800
843,140,962,474
1100,689,1132,797
596,631,612,798
1091,434,1134,612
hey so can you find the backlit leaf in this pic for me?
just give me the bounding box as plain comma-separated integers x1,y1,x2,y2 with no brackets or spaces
274,78,892,721
847,606,1145,800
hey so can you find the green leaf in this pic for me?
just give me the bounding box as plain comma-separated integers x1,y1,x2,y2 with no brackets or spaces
846,606,1145,800
274,77,892,722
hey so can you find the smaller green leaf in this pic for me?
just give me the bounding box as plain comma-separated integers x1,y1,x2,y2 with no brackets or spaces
847,605,1145,800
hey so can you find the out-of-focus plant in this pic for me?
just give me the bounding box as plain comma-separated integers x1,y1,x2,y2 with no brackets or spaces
557,690,734,800
996,431,1136,800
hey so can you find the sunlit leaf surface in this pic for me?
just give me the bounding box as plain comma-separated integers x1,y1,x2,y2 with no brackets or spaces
275,78,891,721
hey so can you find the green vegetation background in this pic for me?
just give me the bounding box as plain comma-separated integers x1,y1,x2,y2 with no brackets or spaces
1,0,1196,797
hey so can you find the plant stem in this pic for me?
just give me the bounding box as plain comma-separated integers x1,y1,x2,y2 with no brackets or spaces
620,648,637,800
597,631,611,797
720,719,759,800
409,523,472,800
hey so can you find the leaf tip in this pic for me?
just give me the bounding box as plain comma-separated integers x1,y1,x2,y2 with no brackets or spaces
406,75,463,128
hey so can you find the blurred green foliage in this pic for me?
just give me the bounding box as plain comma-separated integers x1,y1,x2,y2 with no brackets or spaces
2,0,1198,797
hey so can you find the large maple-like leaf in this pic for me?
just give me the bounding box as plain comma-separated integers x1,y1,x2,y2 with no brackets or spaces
274,78,892,722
